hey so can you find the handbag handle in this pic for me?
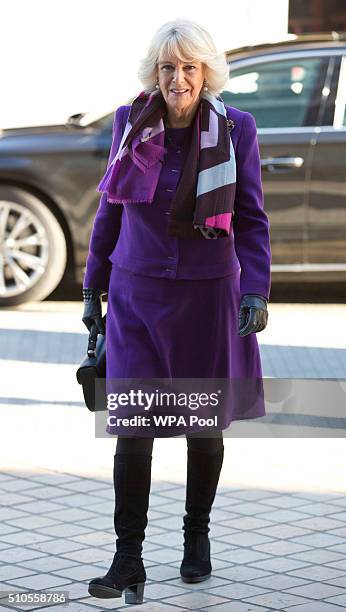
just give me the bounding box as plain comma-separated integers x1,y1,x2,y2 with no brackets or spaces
87,313,106,357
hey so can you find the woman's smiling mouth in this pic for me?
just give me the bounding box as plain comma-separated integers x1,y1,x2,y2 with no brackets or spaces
170,89,189,95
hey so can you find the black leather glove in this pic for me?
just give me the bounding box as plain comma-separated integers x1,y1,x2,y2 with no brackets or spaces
238,293,268,337
82,288,107,357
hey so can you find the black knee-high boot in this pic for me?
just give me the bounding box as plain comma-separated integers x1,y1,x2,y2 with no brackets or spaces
88,452,152,603
180,446,224,583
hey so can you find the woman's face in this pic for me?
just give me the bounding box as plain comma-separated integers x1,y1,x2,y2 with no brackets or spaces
157,53,205,120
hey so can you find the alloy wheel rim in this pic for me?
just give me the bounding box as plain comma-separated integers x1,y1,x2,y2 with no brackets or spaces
0,200,49,298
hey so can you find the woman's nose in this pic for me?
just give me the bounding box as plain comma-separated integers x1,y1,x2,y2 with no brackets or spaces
173,67,185,83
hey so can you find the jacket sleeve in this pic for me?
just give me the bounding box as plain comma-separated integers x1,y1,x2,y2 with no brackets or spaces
233,111,272,301
82,106,127,291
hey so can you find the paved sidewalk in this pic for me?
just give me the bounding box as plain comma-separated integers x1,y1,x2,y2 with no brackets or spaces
0,302,346,611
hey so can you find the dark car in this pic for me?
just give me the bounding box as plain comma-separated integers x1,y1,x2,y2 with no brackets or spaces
0,32,345,306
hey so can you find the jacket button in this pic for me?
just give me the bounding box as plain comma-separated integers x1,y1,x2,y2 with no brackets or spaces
165,268,173,272
165,188,174,192
165,211,171,215
167,256,175,260
171,169,179,173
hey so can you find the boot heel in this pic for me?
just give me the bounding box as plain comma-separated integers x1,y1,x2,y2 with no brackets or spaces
124,581,145,604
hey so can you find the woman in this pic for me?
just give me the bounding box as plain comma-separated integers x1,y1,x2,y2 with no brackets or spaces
82,18,271,604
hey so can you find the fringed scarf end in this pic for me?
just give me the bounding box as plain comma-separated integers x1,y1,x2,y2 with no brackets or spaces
107,197,154,204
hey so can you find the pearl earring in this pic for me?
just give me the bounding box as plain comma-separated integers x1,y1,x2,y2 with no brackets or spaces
203,80,208,91
155,81,160,89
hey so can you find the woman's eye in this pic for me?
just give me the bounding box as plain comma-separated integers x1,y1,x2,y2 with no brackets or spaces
161,65,196,70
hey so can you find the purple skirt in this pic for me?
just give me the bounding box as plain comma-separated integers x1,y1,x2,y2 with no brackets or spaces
105,264,265,437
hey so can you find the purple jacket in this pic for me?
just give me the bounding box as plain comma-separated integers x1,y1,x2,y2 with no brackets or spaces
83,104,271,300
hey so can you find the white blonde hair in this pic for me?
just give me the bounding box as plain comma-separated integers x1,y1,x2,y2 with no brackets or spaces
137,18,230,97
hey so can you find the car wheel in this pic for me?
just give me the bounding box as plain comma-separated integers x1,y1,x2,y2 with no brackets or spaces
0,187,67,307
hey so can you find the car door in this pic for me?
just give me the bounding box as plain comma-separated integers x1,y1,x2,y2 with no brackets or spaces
222,52,329,270
307,51,346,273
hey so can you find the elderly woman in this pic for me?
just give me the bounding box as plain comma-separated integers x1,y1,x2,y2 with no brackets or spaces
82,18,271,605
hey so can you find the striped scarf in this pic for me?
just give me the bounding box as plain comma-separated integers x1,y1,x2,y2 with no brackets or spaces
96,88,236,239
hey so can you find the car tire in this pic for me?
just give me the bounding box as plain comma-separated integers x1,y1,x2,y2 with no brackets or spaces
0,186,67,307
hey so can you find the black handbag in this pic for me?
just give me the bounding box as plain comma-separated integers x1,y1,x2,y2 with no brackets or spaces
76,313,107,412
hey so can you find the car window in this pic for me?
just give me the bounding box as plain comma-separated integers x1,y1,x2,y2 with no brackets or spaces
89,113,113,130
336,56,346,127
221,56,329,128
